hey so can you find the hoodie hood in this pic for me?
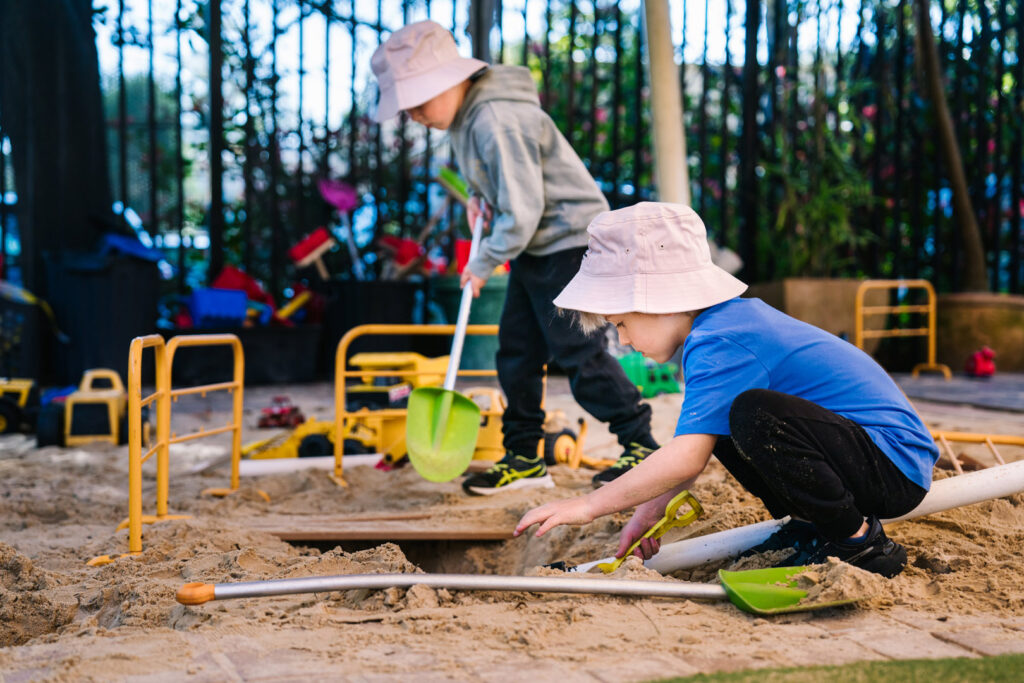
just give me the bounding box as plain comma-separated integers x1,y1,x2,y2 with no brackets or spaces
451,65,540,130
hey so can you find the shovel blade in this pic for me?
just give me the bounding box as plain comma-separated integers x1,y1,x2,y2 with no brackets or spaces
718,566,859,615
406,387,481,482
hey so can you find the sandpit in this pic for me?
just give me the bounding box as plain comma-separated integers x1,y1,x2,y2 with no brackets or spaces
2,382,1024,680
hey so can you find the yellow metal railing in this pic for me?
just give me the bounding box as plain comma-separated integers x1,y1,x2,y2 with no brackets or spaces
91,333,245,564
930,430,1024,475
854,279,951,380
332,324,499,486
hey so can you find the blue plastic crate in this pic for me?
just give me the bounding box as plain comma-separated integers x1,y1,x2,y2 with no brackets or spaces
190,288,249,328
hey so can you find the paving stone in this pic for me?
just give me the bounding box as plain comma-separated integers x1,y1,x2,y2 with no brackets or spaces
2,667,57,683
841,625,978,660
888,608,1008,632
933,627,1024,656
470,660,600,683
809,610,906,634
349,674,459,683
588,654,699,682
895,373,1024,412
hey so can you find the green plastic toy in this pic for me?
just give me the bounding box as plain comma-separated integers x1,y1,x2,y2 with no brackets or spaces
618,351,681,398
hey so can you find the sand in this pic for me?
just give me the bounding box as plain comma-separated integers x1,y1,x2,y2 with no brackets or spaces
2,382,1024,680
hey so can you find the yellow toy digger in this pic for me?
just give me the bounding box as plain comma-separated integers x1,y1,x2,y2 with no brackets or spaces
35,369,150,447
243,350,610,471
0,377,37,434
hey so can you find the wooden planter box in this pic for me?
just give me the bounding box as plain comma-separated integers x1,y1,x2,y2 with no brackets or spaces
746,278,881,351
937,293,1024,372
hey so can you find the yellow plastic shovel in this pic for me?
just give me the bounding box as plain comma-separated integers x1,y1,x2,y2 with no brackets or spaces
405,210,487,482
597,490,703,573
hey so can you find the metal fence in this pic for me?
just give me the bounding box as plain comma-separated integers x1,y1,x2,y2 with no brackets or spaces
4,0,1022,297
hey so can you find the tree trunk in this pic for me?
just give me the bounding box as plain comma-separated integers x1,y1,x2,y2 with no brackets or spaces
0,0,116,297
913,0,988,292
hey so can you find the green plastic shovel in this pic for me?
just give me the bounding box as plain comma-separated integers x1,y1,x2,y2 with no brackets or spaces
718,566,859,614
405,210,487,482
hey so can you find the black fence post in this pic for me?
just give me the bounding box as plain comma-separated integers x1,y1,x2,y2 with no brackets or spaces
739,0,761,280
208,0,225,284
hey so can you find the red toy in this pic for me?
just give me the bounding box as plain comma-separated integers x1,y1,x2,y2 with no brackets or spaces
257,396,306,428
965,346,996,378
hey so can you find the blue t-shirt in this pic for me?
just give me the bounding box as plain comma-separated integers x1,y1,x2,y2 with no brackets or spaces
674,298,938,490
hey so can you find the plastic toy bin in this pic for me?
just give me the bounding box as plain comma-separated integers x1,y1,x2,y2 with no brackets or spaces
190,288,249,328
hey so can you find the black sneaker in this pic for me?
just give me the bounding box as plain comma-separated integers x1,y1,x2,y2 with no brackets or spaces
591,442,657,487
462,451,555,496
792,516,908,578
739,519,822,560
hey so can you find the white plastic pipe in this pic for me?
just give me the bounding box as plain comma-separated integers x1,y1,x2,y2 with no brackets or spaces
238,454,380,477
581,458,1024,573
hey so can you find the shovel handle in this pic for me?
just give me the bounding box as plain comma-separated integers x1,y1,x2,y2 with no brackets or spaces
444,207,487,390
177,582,217,605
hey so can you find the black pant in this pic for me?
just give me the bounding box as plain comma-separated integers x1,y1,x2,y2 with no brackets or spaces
496,248,653,455
716,389,927,541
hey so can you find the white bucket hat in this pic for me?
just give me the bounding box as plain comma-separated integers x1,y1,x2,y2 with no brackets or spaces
554,202,748,315
370,20,488,122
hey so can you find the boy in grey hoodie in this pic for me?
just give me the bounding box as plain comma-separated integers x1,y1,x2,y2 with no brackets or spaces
372,20,658,493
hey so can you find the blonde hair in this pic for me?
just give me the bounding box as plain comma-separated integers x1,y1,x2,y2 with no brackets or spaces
557,308,608,335
562,307,703,336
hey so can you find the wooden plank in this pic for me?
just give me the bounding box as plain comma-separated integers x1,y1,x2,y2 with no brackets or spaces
247,514,515,542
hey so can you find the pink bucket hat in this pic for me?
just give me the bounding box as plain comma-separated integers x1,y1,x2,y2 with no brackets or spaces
554,202,748,315
371,20,488,122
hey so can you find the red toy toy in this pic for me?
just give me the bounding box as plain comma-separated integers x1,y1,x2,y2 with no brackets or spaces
257,396,306,428
965,346,996,378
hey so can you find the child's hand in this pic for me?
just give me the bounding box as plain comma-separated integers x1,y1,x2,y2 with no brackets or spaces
460,269,488,298
467,197,492,230
615,499,667,560
513,496,595,538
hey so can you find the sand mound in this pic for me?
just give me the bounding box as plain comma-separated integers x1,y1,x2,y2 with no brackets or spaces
796,558,888,604
0,543,77,646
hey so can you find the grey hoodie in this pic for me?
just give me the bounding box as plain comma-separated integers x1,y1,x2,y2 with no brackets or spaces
448,65,609,278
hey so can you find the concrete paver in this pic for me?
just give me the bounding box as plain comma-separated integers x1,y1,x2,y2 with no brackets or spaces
839,625,978,660
932,627,1024,656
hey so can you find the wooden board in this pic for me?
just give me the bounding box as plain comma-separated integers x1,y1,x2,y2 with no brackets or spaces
247,513,515,542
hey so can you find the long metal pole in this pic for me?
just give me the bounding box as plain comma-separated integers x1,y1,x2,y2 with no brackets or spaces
178,572,727,605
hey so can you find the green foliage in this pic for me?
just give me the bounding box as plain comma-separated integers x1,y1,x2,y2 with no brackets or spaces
522,2,654,202
765,136,876,277
761,82,878,278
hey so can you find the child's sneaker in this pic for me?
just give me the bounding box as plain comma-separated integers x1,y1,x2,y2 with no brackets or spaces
797,516,908,578
738,519,822,560
462,451,555,496
591,442,657,487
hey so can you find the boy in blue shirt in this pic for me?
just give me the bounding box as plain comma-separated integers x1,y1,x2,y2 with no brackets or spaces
372,21,660,494
515,202,938,577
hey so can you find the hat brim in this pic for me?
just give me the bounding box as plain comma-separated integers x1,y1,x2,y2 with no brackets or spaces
374,58,488,122
553,265,748,316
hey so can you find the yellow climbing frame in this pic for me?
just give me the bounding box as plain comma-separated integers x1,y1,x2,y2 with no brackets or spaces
89,334,245,565
854,279,952,380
